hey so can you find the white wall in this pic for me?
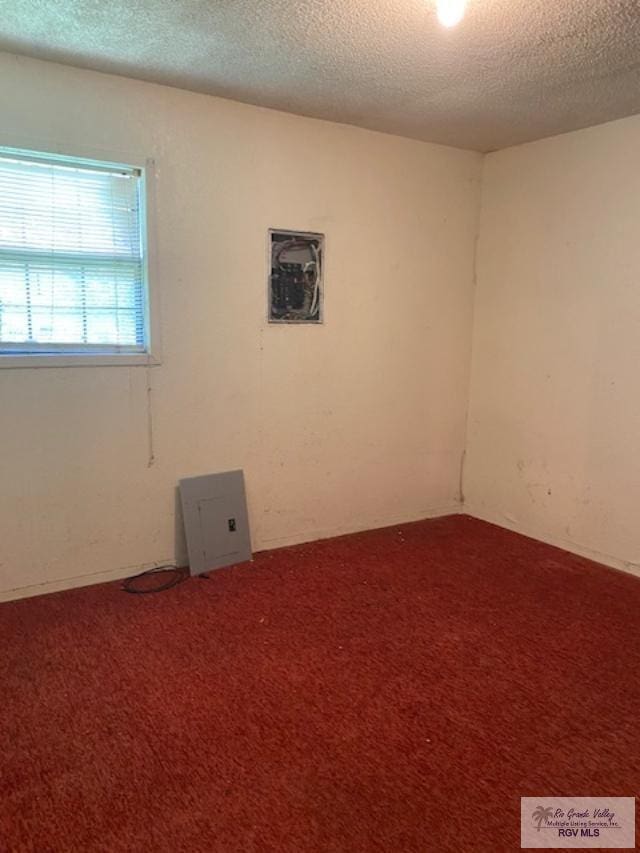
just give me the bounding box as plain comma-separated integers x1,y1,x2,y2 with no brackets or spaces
465,115,640,575
0,52,482,600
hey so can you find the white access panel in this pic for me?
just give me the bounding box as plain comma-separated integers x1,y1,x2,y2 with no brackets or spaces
179,470,252,576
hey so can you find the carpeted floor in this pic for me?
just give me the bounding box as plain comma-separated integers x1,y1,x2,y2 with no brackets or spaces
1,515,638,852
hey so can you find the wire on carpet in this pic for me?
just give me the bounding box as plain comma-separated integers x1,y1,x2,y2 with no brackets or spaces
122,564,188,595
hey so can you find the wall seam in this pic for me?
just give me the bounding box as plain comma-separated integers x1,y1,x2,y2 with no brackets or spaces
459,152,487,507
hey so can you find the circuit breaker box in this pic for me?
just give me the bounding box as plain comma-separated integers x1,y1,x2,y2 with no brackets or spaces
268,229,324,323
179,470,252,576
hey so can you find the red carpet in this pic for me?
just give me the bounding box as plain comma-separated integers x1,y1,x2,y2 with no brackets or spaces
1,515,639,852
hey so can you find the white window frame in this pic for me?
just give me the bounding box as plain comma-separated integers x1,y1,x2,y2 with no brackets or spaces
0,142,161,369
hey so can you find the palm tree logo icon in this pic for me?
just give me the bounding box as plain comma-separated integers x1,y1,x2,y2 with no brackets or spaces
532,806,554,832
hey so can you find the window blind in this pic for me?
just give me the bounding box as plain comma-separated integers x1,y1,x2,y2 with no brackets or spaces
0,148,147,355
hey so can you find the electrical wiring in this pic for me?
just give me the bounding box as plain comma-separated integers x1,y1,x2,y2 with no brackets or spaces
309,242,321,318
121,564,187,594
269,232,323,322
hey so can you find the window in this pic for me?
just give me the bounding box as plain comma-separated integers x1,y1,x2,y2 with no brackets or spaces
0,146,153,365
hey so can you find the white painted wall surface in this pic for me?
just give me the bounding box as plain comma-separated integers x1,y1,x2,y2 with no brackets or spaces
0,52,482,600
465,116,640,575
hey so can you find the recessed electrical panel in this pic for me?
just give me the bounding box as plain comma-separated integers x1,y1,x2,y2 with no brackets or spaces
268,229,324,324
179,470,252,576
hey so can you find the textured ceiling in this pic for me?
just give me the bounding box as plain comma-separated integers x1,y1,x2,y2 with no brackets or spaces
1,0,640,151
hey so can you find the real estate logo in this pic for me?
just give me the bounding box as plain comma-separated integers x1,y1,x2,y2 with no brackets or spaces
521,797,635,848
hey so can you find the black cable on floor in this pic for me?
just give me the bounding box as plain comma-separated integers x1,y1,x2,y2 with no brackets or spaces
121,565,188,595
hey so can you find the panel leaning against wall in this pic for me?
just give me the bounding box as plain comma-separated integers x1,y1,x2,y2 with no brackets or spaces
268,230,324,323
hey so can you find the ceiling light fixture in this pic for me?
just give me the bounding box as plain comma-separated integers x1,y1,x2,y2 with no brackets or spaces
436,0,466,27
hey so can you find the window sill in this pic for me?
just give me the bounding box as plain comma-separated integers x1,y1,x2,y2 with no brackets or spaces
0,352,161,369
